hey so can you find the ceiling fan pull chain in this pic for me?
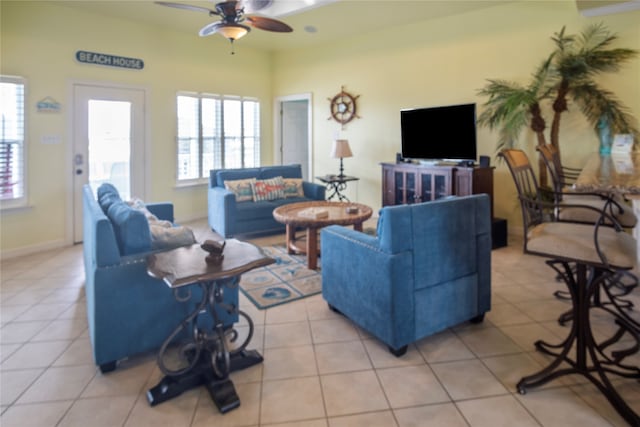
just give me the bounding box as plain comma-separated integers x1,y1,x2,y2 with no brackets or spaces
230,39,236,55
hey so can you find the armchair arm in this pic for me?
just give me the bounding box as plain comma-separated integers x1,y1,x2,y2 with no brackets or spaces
208,187,237,237
321,226,415,349
146,203,174,222
303,181,326,201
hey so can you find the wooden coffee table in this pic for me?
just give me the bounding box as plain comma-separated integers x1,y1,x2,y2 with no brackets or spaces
273,201,373,270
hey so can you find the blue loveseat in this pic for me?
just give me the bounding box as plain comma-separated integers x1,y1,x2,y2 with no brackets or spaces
208,164,325,237
321,194,492,355
82,184,236,372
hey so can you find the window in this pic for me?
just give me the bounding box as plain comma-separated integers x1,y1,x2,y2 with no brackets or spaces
176,93,260,182
0,76,26,207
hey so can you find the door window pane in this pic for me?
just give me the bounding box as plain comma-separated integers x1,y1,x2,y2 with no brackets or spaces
88,100,131,200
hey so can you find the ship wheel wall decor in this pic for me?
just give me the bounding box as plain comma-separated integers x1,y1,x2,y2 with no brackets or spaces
328,86,360,129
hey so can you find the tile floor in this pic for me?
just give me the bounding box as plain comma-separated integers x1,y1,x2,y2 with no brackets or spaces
1,219,639,426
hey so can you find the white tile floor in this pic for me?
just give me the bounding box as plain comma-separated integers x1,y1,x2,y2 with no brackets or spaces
1,219,639,426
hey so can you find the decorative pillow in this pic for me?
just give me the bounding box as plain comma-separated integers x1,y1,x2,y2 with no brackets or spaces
282,178,305,198
126,197,158,221
149,221,196,250
224,178,256,202
251,177,285,202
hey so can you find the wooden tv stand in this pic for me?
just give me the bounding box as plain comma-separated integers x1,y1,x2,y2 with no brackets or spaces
381,162,506,249
380,162,494,218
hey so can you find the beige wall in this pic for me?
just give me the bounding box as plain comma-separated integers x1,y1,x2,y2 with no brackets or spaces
1,0,639,256
272,1,640,231
0,1,272,255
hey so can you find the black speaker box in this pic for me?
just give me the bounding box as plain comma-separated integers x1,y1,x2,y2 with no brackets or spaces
492,217,507,249
479,155,490,168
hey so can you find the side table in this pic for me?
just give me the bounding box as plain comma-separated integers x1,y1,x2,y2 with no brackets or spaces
146,239,274,413
316,174,359,201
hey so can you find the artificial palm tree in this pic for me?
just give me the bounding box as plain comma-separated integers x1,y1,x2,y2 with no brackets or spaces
478,23,638,185
477,55,556,185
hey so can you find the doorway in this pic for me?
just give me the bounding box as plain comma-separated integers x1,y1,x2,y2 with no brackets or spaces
72,83,146,243
275,94,312,180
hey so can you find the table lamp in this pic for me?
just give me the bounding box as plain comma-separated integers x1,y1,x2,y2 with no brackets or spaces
330,139,353,178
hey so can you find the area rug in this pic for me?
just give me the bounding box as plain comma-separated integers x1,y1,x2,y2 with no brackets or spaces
239,244,322,309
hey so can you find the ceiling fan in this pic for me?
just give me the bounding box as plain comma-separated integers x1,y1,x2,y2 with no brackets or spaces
156,0,293,53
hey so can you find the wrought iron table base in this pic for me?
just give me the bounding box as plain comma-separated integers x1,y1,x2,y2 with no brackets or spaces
147,349,263,412
517,261,640,426
147,279,261,413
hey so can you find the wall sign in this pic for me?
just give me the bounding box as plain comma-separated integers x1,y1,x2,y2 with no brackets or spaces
36,96,62,113
76,50,144,70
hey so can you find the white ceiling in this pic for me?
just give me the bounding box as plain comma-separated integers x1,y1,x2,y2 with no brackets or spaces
58,0,511,52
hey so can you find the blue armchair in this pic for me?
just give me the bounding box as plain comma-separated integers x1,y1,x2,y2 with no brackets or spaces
321,194,492,356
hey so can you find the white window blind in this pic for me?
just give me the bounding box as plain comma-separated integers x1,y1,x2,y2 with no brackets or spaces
176,93,260,182
0,76,26,206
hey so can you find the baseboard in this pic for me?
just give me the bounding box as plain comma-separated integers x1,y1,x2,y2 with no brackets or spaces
1,238,68,260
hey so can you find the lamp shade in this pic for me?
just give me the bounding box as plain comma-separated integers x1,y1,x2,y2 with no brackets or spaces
330,139,353,159
217,24,250,41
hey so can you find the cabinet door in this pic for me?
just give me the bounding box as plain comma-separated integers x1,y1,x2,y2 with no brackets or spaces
419,169,451,202
395,170,418,204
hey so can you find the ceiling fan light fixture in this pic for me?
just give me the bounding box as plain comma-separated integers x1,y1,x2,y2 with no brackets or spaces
217,23,251,41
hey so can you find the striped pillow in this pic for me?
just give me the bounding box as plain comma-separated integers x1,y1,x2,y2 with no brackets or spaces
251,177,285,201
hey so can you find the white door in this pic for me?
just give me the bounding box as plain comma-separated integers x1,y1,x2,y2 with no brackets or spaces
72,84,146,243
276,94,312,180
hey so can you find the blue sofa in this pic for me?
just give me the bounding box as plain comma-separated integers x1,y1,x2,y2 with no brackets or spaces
82,184,236,372
321,194,492,355
208,164,325,237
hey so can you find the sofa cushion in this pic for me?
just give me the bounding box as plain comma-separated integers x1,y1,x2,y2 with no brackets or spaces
97,183,122,213
259,165,302,180
224,178,256,202
282,178,305,198
235,200,279,221
251,177,285,202
215,168,260,188
107,200,152,255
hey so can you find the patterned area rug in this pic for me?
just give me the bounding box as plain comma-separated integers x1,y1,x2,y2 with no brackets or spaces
239,244,322,309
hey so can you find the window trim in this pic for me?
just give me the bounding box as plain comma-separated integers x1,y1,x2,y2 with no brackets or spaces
0,75,28,210
175,91,260,185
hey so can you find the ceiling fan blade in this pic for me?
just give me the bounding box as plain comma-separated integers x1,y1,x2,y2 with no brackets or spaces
246,16,293,33
155,1,218,16
199,21,224,37
240,0,273,13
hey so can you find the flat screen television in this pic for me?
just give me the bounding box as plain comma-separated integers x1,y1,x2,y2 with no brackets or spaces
400,103,477,163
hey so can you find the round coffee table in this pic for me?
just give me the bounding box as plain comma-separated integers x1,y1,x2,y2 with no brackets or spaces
273,201,373,270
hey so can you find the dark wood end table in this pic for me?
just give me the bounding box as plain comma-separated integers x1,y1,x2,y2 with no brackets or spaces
146,239,274,413
316,174,359,201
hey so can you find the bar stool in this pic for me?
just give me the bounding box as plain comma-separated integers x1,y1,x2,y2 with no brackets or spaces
537,144,637,229
537,144,638,306
500,148,639,425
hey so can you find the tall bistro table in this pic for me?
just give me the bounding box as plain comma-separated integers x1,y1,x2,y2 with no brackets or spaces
574,152,640,257
273,201,372,270
521,152,640,425
146,239,274,413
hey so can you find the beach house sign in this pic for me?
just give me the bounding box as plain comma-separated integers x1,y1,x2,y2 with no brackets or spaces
76,51,144,70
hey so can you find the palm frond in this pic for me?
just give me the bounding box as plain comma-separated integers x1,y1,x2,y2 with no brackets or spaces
571,82,640,136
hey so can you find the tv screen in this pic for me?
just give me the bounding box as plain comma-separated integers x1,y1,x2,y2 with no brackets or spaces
401,103,477,162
